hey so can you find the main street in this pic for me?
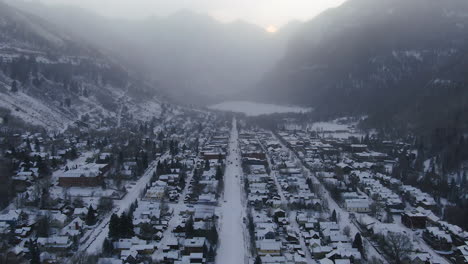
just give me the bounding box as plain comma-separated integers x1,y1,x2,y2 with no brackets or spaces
216,119,247,264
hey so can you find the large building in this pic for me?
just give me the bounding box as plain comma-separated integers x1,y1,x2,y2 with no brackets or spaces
58,163,109,187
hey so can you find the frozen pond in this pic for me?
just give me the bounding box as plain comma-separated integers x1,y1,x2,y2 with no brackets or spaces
209,101,311,116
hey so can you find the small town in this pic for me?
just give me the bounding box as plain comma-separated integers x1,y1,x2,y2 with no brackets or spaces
1,111,467,264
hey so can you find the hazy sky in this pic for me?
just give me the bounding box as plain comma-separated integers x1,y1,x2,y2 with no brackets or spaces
36,0,347,28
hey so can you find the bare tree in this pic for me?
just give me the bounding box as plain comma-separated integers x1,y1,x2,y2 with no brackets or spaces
370,201,384,218
71,252,98,264
384,232,413,264
343,225,351,237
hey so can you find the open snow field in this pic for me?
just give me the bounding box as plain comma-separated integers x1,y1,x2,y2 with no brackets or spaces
216,119,247,264
210,101,311,116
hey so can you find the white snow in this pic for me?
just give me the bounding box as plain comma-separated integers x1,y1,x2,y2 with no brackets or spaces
209,101,311,116
216,119,247,264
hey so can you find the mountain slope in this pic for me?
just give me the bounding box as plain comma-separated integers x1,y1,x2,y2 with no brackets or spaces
257,0,468,130
0,1,163,131
8,1,294,105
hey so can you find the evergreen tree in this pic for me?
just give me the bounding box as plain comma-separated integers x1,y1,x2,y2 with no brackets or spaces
207,224,218,245
36,215,50,237
120,212,134,238
102,238,114,257
108,213,120,239
331,209,337,222
85,205,96,226
254,256,262,264
207,246,216,261
11,80,18,92
352,233,363,253
185,216,194,238
215,166,223,181
28,239,40,264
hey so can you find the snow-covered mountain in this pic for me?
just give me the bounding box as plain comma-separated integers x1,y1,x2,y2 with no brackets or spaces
256,0,468,131
7,1,302,105
0,1,164,131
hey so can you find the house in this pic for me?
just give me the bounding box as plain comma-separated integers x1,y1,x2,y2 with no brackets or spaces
177,252,206,263
261,255,287,264
257,239,282,256
97,258,123,264
61,217,85,236
145,182,167,200
439,221,468,246
344,198,370,213
401,211,426,229
452,243,468,264
356,215,377,235
423,227,453,252
58,163,108,187
409,253,432,264
131,244,156,255
183,237,206,255
312,246,333,259
325,246,361,262
113,237,147,253
37,236,72,253
273,209,286,222
40,252,58,264
197,194,217,205
0,210,21,226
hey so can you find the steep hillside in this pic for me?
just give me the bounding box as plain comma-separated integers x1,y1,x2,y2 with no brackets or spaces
258,0,468,131
0,1,163,131
7,1,295,105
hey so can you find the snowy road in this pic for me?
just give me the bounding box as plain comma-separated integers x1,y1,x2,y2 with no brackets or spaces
216,118,247,264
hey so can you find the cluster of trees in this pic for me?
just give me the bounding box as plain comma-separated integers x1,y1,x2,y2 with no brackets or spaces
246,212,257,256
168,140,180,156
0,159,14,208
155,159,181,177
185,216,219,246
108,212,134,239
27,239,41,264
215,165,224,197
190,168,204,199
390,144,468,229
0,53,129,89
97,197,114,213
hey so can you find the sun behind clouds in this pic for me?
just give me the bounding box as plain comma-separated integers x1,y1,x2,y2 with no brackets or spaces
265,25,278,33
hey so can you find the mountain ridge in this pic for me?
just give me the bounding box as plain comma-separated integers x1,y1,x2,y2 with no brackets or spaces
0,1,165,131
7,1,296,105
255,0,468,132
